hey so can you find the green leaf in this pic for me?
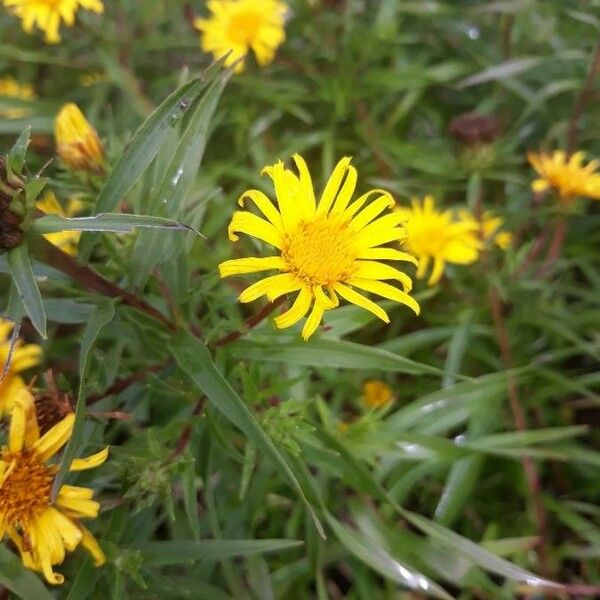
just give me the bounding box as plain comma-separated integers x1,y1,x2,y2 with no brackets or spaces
169,331,324,536
124,539,303,566
7,127,31,176
31,213,199,235
400,510,558,588
129,71,229,287
230,337,445,376
0,544,53,600
52,300,116,497
80,59,225,258
326,514,453,600
7,244,46,339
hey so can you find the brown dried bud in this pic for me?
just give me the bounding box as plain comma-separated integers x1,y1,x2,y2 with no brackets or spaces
34,372,74,435
448,112,501,146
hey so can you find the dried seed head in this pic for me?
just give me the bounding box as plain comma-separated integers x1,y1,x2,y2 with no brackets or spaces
448,112,501,146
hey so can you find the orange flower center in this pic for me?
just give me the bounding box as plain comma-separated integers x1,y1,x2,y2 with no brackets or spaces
282,218,357,287
0,450,53,526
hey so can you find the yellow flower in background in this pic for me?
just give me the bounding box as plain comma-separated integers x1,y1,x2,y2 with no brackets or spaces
458,210,512,250
0,395,107,584
219,154,420,340
0,76,35,118
55,103,105,174
2,0,104,44
397,196,481,286
0,319,42,417
37,192,83,256
528,150,600,202
80,71,107,87
195,0,287,73
362,380,394,409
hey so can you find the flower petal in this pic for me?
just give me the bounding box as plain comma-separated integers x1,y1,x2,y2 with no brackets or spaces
228,211,283,248
317,157,352,216
349,277,420,315
69,447,109,472
301,302,325,340
32,413,75,462
333,283,389,323
219,256,285,278
274,287,312,329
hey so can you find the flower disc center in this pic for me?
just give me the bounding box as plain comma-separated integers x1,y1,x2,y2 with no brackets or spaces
0,450,52,526
282,218,357,287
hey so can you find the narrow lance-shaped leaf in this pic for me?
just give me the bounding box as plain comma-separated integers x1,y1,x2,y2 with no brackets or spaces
123,539,303,567
80,58,226,258
31,213,200,235
169,331,325,537
7,244,46,339
52,300,116,498
0,545,54,600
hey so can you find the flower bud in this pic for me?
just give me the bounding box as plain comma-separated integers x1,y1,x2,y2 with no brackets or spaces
55,103,105,174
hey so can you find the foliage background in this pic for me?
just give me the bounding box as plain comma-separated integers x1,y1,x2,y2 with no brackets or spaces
1,0,600,598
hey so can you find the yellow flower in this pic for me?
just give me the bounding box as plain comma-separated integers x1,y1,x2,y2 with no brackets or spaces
55,103,105,174
37,192,83,256
194,0,287,73
0,77,35,119
528,150,600,202
2,0,104,44
219,155,420,340
362,380,394,409
79,71,107,87
397,196,481,286
0,319,42,417
458,210,512,250
0,395,107,584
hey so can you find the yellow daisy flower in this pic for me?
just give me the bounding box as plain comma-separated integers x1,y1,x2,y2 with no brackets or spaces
194,0,287,73
2,0,104,44
458,210,512,250
55,103,105,174
0,76,35,119
528,150,600,202
0,394,107,584
397,196,481,286
362,380,394,409
219,154,420,340
37,191,83,256
0,319,42,417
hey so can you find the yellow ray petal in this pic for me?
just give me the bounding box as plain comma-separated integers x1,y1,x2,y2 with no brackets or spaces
238,190,284,231
353,261,413,292
301,302,325,340
80,526,106,566
69,447,109,471
274,287,312,329
272,160,302,232
47,508,82,552
219,256,285,278
330,165,357,215
292,153,316,217
11,344,42,372
343,189,393,221
228,211,283,248
356,247,418,265
239,273,298,303
349,194,396,230
317,157,352,216
32,413,75,462
333,283,389,323
55,495,100,519
349,278,420,315
428,257,445,286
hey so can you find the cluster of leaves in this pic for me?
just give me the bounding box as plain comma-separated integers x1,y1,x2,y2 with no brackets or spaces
0,0,599,598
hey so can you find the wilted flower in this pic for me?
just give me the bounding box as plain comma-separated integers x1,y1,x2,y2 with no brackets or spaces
0,395,107,583
219,154,420,340
448,112,500,147
55,103,105,174
0,77,35,119
2,0,104,43
397,196,481,286
362,380,394,409
528,150,600,203
37,192,83,256
0,319,42,417
194,0,287,73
